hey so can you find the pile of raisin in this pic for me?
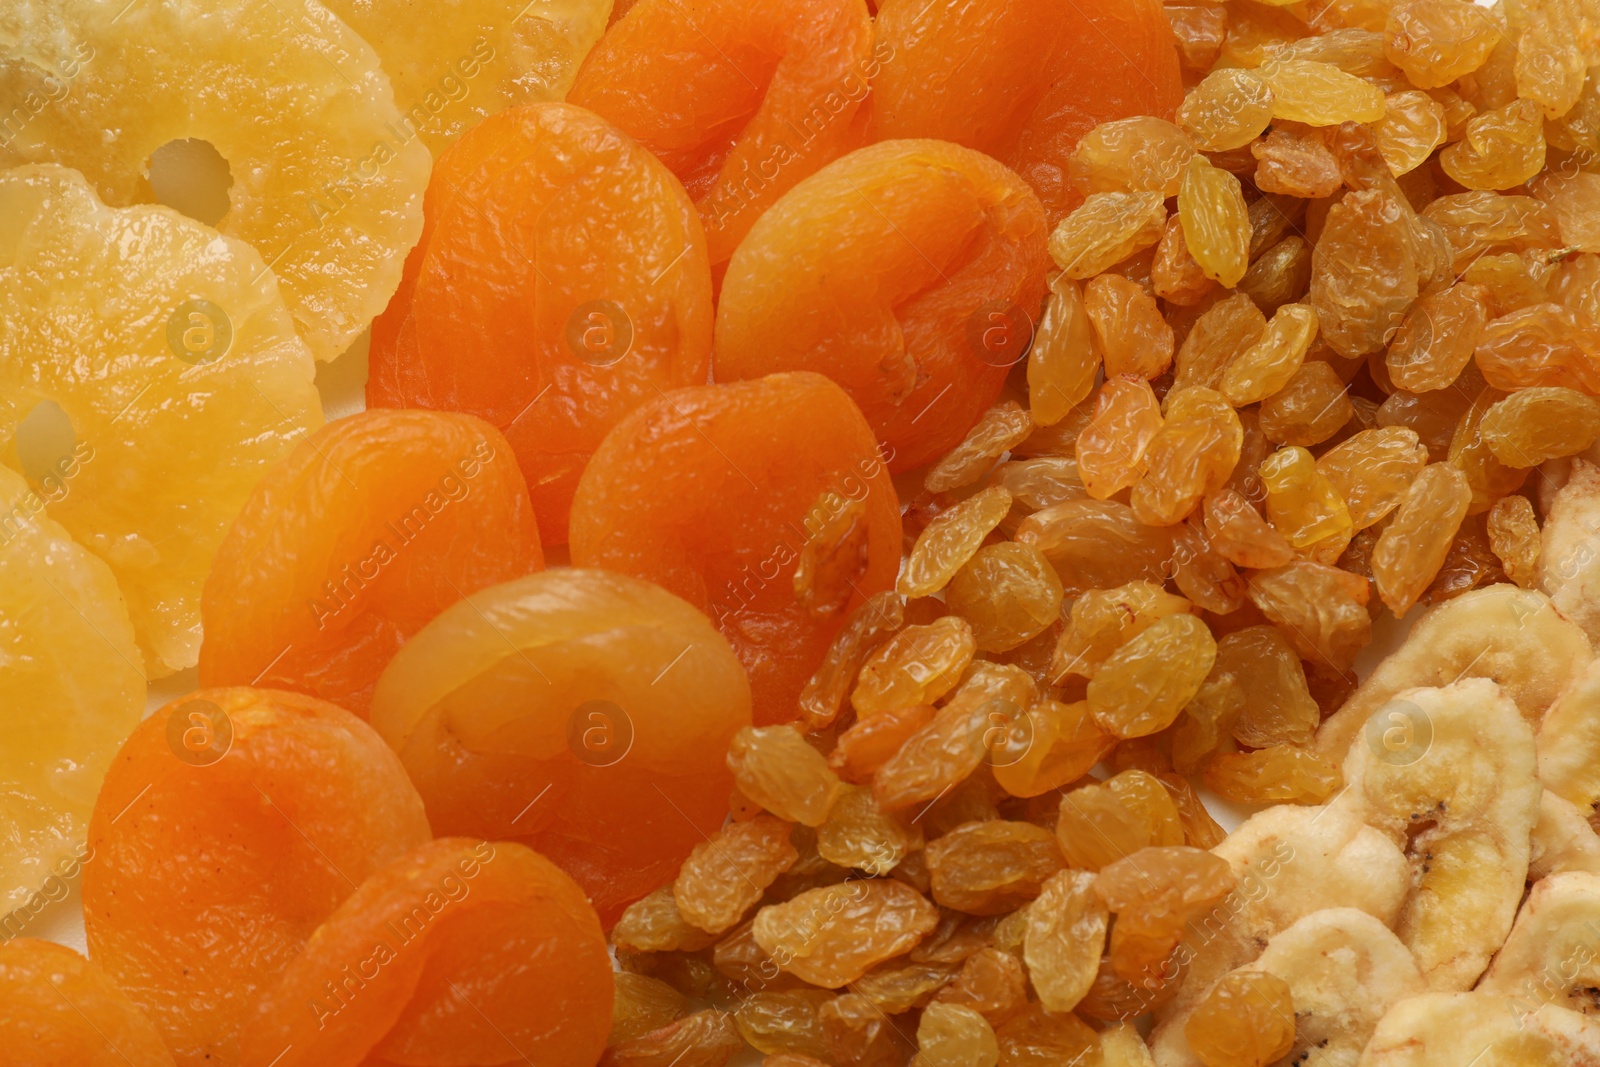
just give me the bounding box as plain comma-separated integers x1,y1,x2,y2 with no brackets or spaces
599,0,1600,1062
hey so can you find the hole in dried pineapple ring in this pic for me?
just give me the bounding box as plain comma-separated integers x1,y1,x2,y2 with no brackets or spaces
965,300,1034,368
979,698,1034,768
1364,698,1433,767
565,299,634,368
566,698,635,767
164,299,233,366
146,138,234,228
13,398,76,489
164,698,233,767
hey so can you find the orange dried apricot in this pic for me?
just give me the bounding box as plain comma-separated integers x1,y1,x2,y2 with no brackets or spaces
83,688,432,1067
367,102,713,543
714,141,1049,471
369,568,752,925
569,373,900,725
568,0,874,265
0,939,174,1067
199,411,542,715
238,839,611,1067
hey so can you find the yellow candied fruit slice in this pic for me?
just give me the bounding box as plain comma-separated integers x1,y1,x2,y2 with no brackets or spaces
0,464,144,918
0,0,431,360
0,165,322,674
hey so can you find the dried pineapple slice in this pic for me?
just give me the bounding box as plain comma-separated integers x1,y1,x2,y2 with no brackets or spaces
1479,872,1600,1013
0,0,430,360
1334,679,1542,992
319,0,612,153
1315,584,1592,764
1530,790,1600,881
1356,992,1600,1066
0,464,143,917
1151,908,1425,1067
1539,459,1600,644
0,165,322,674
1162,804,1409,1021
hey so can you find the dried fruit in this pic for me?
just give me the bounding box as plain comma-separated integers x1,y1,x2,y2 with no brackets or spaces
1023,870,1108,1014
1052,582,1195,681
1075,377,1165,499
1373,89,1449,175
1048,192,1168,280
946,543,1064,653
1258,361,1353,446
1486,494,1541,587
1246,562,1373,670
934,947,1027,1022
1258,58,1387,125
1441,98,1547,192
1316,426,1430,530
1028,275,1101,424
1178,156,1251,288
1448,386,1531,512
0,939,174,1067
675,815,799,935
1202,745,1341,804
900,487,1015,598
1371,462,1472,615
1015,500,1176,596
1087,614,1218,739
1178,68,1276,151
1070,117,1196,198
925,821,1065,915
613,888,718,954
819,993,904,1067
1382,0,1502,88
800,593,906,730
1474,303,1600,394
1386,284,1489,392
1308,189,1419,358
728,727,843,827
1259,445,1354,560
1183,970,1297,1067
1153,216,1219,306
733,991,832,1059
829,705,939,785
1094,846,1236,984
600,1010,744,1067
1530,170,1600,254
1251,125,1342,198
994,700,1115,799
1132,388,1243,526
817,785,921,876
1480,386,1600,467
916,1003,999,1067
753,880,941,987
1176,293,1269,391
1222,303,1320,406
1217,627,1320,748
1056,771,1185,871
854,616,976,717
1085,274,1176,379
1238,236,1314,316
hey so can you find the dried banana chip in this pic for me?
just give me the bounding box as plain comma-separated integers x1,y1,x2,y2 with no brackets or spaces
1540,453,1600,644
1530,791,1600,881
1479,872,1600,1014
1356,992,1600,1066
1538,658,1600,819
1334,678,1542,991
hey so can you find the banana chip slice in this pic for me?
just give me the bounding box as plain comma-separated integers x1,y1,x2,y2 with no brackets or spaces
1334,679,1542,992
1480,872,1600,1014
1161,803,1409,1020
1538,659,1600,820
1356,993,1600,1066
1151,908,1425,1067
1540,459,1600,644
1316,585,1591,765
1531,790,1600,881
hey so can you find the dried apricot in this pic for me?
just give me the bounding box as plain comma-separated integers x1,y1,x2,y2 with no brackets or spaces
568,0,873,265
83,688,432,1066
0,939,174,1067
238,839,611,1067
369,568,751,924
366,103,713,542
570,373,900,724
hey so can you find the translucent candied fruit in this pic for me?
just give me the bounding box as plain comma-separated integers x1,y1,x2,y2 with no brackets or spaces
0,165,322,674
0,939,174,1067
1184,970,1296,1067
1178,156,1251,288
368,568,751,923
1177,68,1275,152
754,880,941,988
728,726,843,827
568,0,872,265
570,373,900,725
714,141,1049,471
0,465,143,917
84,689,432,1065
1075,378,1165,499
238,839,612,1067
0,0,430,361
200,411,542,714
945,542,1064,652
1085,274,1175,379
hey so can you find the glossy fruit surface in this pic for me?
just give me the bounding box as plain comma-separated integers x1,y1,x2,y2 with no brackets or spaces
570,373,900,724
368,102,713,542
715,140,1049,472
371,568,750,926
0,939,175,1067
200,410,542,715
83,688,431,1067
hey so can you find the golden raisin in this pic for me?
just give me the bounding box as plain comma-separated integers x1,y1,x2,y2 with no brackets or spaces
1441,98,1546,191
1023,870,1107,1015
828,704,936,785
753,880,940,988
1075,376,1165,499
853,616,976,716
1068,117,1196,198
1153,215,1218,307
916,1003,998,1067
1177,67,1275,152
734,991,833,1059
1479,386,1600,467
1246,562,1372,670
1048,192,1167,279
1056,770,1185,871
728,726,842,827
1178,155,1251,288
1132,388,1242,526
675,815,800,934
1202,488,1295,569
1486,494,1541,588
1373,89,1448,175
1203,745,1341,804
925,402,1035,494
600,1010,744,1067
1386,283,1489,392
1222,303,1320,406
1014,500,1175,596
925,820,1065,916
899,487,1014,597
1315,426,1430,530
1094,846,1236,984
1084,274,1175,380
1184,970,1296,1067
1251,125,1341,198
993,699,1114,799
1217,625,1320,748
946,542,1064,653
1259,445,1354,561
1382,0,1502,88
1176,293,1268,391
1238,236,1313,316
1257,58,1386,126
1027,275,1099,426
1258,361,1353,447
1087,614,1218,739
